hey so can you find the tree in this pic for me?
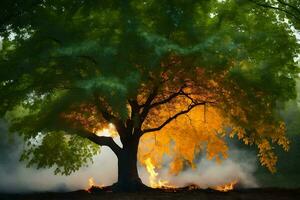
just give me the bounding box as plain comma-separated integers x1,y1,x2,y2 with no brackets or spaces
0,0,42,34
245,0,300,29
0,0,298,191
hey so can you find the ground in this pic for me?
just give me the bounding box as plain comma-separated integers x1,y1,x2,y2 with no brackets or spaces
1,188,300,200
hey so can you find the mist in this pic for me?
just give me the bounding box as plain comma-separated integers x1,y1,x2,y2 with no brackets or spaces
2,92,300,193
139,147,258,188
0,120,261,193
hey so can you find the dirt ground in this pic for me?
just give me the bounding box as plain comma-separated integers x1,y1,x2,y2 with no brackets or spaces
1,188,300,200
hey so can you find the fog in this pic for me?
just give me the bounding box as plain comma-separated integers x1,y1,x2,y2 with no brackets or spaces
0,120,259,193
139,148,258,188
3,93,300,194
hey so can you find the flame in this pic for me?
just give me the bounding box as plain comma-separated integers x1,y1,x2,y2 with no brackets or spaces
86,177,104,192
213,180,238,192
144,158,173,188
88,177,95,188
95,123,117,137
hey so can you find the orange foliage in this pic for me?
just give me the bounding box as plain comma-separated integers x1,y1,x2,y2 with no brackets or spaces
60,103,109,135
58,64,289,174
139,105,229,174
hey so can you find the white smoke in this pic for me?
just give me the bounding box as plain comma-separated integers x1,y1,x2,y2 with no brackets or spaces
138,148,258,188
0,121,258,193
0,146,258,193
0,146,118,193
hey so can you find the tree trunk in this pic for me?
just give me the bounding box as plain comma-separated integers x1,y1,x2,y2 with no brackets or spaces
114,134,147,191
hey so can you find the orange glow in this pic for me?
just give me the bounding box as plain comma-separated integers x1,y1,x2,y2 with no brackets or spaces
144,158,173,188
139,106,229,175
213,180,238,192
88,177,95,188
86,177,104,192
61,67,289,175
95,123,117,137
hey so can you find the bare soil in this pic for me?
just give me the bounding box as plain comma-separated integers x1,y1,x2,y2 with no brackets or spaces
1,187,300,200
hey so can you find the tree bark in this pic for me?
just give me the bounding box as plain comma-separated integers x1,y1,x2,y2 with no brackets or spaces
114,134,147,191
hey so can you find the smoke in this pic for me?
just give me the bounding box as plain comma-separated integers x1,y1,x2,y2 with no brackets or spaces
3,116,300,193
138,148,258,188
0,144,119,193
0,121,118,193
169,149,258,188
0,118,258,193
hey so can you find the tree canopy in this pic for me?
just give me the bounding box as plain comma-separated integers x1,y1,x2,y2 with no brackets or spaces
0,0,299,178
246,0,300,29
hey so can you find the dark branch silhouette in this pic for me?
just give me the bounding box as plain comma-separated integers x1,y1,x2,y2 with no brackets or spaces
277,0,300,15
76,129,122,156
248,0,300,21
57,125,122,156
148,85,188,109
141,101,215,134
140,86,159,123
93,94,126,136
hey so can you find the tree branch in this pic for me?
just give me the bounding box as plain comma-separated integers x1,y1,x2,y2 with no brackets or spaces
277,0,300,15
248,0,300,21
126,99,140,131
148,85,188,109
141,101,215,134
139,84,191,124
128,99,140,119
139,86,159,122
93,93,126,136
57,126,122,156
76,129,122,156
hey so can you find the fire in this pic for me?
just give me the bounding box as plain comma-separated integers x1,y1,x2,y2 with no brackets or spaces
144,158,173,188
144,157,237,191
213,180,238,192
88,177,95,188
95,123,117,137
86,177,104,192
